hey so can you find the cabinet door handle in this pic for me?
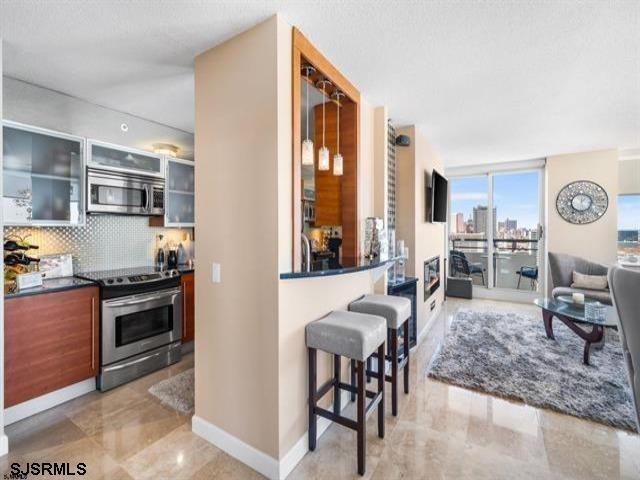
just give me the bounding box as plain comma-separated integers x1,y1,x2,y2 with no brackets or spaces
91,296,96,371
183,287,187,339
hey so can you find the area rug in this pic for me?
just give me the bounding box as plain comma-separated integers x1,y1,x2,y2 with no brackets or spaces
427,309,637,432
148,368,194,414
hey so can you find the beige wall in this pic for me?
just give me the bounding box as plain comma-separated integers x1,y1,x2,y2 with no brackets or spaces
395,126,446,335
194,15,285,458
277,267,384,457
546,149,619,268
194,14,388,471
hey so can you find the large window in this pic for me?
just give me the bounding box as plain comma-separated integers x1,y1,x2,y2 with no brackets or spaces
618,195,640,260
449,176,489,288
448,168,542,295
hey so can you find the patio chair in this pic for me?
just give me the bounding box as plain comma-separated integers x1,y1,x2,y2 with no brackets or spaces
450,250,485,276
516,265,538,290
450,252,485,286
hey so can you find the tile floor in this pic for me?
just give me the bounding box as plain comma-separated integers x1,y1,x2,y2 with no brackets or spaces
1,298,638,479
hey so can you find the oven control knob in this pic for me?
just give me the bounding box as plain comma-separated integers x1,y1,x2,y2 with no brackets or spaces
106,279,114,284
116,277,123,283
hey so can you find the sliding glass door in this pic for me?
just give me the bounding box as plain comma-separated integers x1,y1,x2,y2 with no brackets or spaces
449,176,490,289
492,171,542,292
448,167,544,299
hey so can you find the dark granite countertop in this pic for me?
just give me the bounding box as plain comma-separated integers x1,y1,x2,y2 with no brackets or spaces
280,256,399,280
388,276,418,289
6,276,97,299
5,265,195,299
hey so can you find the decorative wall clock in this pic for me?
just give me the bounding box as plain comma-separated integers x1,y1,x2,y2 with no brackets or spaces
556,180,608,224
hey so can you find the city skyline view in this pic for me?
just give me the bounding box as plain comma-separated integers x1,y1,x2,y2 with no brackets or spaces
449,172,539,232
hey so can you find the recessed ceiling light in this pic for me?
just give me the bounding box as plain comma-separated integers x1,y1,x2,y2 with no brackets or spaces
120,123,129,132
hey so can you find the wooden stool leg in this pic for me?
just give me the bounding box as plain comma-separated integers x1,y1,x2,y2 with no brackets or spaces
356,360,366,475
391,329,399,416
403,320,410,394
333,354,341,414
366,357,372,383
308,348,317,451
377,343,385,439
350,359,356,402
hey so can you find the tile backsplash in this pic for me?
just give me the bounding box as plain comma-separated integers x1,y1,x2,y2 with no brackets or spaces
5,215,194,273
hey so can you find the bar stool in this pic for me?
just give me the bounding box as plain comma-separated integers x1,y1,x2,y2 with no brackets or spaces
306,310,386,476
349,294,411,416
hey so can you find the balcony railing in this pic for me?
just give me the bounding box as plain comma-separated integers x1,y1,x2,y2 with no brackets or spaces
449,238,539,290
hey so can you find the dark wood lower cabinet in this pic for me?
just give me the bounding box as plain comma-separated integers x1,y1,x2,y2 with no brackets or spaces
4,286,100,408
181,272,195,343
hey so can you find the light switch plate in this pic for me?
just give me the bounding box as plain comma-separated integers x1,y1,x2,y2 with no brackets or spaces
212,263,221,283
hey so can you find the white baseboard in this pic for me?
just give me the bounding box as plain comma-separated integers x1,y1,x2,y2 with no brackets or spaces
192,415,279,479
0,434,8,457
193,394,351,480
4,378,95,425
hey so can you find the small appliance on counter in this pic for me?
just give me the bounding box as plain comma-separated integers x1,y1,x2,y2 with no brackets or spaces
39,253,74,279
75,266,183,391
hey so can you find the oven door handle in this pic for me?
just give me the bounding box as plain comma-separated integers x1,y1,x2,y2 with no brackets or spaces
104,288,181,308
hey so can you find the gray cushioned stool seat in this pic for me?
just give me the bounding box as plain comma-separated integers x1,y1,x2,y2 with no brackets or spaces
349,294,411,329
306,311,386,362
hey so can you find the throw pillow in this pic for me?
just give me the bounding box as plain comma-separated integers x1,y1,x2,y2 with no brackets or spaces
571,271,609,290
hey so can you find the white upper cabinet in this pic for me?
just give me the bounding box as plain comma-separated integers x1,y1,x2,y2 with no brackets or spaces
165,157,194,227
87,140,164,178
3,121,85,226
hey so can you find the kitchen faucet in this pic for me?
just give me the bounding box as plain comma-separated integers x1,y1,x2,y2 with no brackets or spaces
301,233,311,272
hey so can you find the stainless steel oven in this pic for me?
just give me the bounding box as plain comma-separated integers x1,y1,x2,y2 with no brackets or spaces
75,267,183,391
102,287,182,365
87,168,164,215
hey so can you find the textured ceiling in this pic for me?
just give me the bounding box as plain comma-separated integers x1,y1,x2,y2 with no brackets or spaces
1,1,639,166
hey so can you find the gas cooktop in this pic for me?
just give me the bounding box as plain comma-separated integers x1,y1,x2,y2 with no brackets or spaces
75,266,180,287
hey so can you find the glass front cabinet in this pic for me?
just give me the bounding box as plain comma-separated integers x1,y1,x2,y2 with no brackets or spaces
87,140,164,178
165,157,195,227
3,122,85,226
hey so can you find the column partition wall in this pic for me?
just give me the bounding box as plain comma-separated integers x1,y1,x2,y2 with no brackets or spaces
446,159,546,302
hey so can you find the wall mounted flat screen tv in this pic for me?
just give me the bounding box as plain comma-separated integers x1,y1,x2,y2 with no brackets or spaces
430,169,448,223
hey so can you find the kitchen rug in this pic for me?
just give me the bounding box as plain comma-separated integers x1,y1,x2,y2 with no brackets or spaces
148,368,194,414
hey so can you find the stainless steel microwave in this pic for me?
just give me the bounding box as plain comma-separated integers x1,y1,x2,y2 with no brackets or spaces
87,168,164,215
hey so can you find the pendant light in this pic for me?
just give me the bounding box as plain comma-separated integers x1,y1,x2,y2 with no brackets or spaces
316,78,332,171
301,65,316,166
331,90,345,176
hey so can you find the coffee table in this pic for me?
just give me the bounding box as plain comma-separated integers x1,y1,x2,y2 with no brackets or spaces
534,296,618,365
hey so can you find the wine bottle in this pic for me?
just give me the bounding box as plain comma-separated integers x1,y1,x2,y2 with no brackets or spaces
3,240,24,251
16,240,39,250
4,253,40,266
3,239,39,251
